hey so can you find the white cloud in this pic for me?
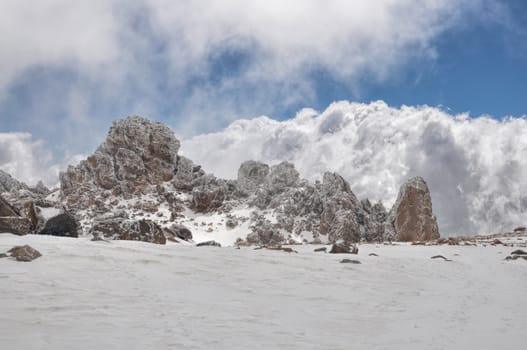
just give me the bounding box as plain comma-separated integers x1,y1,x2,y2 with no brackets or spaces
181,101,527,236
0,0,491,135
0,132,84,188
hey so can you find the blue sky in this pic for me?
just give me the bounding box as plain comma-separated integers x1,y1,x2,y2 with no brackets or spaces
1,0,527,184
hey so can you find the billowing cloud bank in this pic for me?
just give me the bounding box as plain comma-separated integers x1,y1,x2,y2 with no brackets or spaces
182,101,527,235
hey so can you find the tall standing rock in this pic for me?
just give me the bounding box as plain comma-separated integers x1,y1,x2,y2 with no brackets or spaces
385,176,439,241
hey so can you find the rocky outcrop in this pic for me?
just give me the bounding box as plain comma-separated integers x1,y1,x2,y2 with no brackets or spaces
60,116,181,207
90,218,166,244
50,115,440,246
0,170,29,194
0,194,31,235
319,172,363,243
0,194,20,217
385,177,439,242
191,175,229,212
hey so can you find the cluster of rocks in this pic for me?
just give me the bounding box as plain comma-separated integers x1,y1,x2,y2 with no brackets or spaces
1,115,441,246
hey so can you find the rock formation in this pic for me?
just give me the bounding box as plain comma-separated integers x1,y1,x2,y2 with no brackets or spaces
384,177,439,242
48,115,442,245
60,116,181,208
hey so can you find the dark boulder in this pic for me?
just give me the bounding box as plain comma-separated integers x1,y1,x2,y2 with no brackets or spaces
196,240,221,247
165,224,193,241
39,212,79,237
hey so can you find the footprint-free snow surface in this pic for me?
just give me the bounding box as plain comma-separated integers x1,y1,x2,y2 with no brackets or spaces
1,234,526,349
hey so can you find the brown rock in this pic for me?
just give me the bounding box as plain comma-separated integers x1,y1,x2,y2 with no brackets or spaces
385,177,439,242
0,217,32,235
7,245,42,262
90,218,166,244
0,194,20,217
329,242,358,254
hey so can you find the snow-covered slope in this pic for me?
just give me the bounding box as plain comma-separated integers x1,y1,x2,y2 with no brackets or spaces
182,101,527,235
1,234,526,349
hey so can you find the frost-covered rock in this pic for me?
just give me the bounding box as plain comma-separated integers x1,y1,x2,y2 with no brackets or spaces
0,217,32,235
0,170,29,194
236,160,269,194
173,155,205,191
319,172,363,243
0,194,20,217
164,223,193,241
61,116,181,207
385,176,440,241
191,175,229,212
90,218,166,244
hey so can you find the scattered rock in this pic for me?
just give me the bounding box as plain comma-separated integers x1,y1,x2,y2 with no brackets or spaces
505,255,527,261
0,253,7,258
196,240,221,247
368,253,379,257
431,255,451,261
266,246,297,253
513,227,526,232
7,245,42,262
329,242,358,254
340,259,361,264
511,249,527,255
314,247,327,252
225,218,238,229
492,239,504,245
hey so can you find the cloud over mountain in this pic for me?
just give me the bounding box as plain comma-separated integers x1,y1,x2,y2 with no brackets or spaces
181,101,527,235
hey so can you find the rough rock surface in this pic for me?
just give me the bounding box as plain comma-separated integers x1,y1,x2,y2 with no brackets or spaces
173,156,205,191
50,115,440,245
0,170,29,194
385,177,439,242
60,116,181,207
196,240,222,247
7,245,42,262
191,175,229,212
0,217,32,235
237,160,269,195
0,194,20,217
39,212,79,238
164,223,192,241
90,218,166,244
